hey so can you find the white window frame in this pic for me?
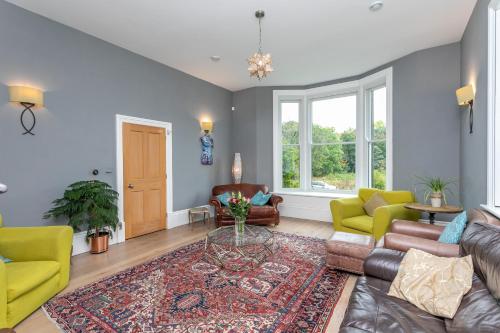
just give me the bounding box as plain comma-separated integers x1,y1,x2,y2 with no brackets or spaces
484,0,500,217
273,67,393,195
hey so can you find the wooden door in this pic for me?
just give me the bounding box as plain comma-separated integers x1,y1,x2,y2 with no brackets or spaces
123,123,167,239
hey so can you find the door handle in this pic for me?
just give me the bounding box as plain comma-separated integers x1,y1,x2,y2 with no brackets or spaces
128,184,134,189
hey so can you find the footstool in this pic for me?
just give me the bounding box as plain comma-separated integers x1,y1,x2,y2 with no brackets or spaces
325,232,375,274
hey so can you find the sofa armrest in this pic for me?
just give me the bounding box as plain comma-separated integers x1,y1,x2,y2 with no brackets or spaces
331,197,365,219
268,195,283,209
0,261,6,328
209,197,222,210
390,219,444,240
384,233,459,257
0,226,73,288
372,204,421,240
363,248,405,282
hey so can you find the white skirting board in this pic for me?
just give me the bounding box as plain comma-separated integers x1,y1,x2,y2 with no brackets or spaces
71,205,213,256
277,194,333,222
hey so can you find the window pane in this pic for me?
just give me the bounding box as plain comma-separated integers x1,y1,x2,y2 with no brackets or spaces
372,87,386,140
311,143,356,191
312,95,357,144
370,141,386,190
281,102,300,144
282,146,300,188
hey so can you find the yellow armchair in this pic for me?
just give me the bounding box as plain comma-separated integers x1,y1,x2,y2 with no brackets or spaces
0,215,73,328
330,188,420,240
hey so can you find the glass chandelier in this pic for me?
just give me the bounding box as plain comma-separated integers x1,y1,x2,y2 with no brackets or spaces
248,10,273,80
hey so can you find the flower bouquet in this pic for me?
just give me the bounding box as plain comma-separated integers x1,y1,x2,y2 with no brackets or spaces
227,191,251,237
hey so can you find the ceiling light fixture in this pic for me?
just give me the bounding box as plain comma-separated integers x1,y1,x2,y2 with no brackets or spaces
369,0,384,12
247,10,273,80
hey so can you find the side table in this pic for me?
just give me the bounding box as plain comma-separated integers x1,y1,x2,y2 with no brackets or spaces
404,203,463,224
189,207,210,226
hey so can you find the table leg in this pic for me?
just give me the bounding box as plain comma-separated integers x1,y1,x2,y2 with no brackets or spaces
428,212,436,224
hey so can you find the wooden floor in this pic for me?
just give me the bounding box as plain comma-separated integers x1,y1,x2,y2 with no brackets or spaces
15,217,357,333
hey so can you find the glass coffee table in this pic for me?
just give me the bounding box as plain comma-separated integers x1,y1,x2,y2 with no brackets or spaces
204,225,275,271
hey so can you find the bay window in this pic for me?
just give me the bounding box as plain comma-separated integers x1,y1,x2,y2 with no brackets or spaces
273,68,392,194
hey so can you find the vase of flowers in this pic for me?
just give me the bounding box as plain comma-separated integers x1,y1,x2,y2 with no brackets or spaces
227,192,251,237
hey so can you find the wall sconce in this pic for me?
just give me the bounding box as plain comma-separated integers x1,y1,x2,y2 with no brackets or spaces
232,153,242,184
200,120,214,165
456,84,475,134
8,86,44,135
200,121,213,134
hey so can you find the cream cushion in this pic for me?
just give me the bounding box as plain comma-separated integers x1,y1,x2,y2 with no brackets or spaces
388,248,473,319
363,193,387,217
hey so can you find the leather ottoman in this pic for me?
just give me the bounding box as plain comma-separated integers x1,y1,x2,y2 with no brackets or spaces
326,232,375,274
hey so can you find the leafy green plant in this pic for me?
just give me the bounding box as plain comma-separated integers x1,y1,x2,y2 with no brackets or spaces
415,176,456,205
44,180,119,240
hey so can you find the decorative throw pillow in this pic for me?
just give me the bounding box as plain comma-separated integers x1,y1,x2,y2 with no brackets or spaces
388,248,473,319
216,192,231,206
363,193,388,216
438,211,467,244
0,255,12,263
251,191,272,206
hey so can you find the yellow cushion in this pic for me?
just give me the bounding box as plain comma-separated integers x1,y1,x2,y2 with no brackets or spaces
388,249,473,319
6,261,60,302
341,215,373,233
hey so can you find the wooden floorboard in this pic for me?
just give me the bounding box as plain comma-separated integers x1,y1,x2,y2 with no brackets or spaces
15,217,356,333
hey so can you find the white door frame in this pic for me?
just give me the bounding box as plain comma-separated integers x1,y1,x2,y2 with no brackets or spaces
115,114,173,243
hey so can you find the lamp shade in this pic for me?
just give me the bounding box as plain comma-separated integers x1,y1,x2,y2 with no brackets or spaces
9,86,44,106
201,121,213,133
456,84,474,106
232,153,242,184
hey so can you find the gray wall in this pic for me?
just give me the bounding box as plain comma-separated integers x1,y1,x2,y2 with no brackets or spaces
0,1,233,227
460,0,489,209
233,43,462,206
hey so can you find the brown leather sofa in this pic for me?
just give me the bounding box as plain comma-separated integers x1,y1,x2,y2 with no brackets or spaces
340,214,500,332
209,183,283,227
383,208,500,257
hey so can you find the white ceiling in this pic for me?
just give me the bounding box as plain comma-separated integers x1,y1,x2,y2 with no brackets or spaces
5,0,477,91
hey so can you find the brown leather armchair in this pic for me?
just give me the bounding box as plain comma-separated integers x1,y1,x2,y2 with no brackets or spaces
383,208,500,257
209,183,283,227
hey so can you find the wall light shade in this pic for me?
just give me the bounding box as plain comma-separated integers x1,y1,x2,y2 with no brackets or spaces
232,153,242,184
456,84,474,106
456,84,475,134
9,86,44,106
201,121,213,133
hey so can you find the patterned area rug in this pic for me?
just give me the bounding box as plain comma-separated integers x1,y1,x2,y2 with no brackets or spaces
44,232,348,332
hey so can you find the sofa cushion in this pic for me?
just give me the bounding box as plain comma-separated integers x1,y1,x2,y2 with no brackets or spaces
6,261,60,302
460,222,500,300
363,193,387,216
250,191,272,206
438,211,467,244
388,249,473,319
340,276,447,333
341,215,373,233
216,192,231,206
248,205,276,218
444,274,500,333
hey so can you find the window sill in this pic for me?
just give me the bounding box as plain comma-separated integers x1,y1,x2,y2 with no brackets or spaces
271,191,356,199
480,204,500,219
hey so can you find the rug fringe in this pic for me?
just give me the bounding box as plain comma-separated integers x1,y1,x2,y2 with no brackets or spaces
42,306,66,333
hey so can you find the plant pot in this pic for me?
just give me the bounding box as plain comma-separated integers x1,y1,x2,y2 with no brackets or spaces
90,233,109,254
430,192,442,208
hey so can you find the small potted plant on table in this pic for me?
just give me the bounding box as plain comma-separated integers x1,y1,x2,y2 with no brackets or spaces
44,180,119,254
227,192,251,237
416,176,456,208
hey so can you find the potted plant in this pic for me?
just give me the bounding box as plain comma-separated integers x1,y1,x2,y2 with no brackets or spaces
416,176,456,208
44,180,119,254
227,192,251,237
